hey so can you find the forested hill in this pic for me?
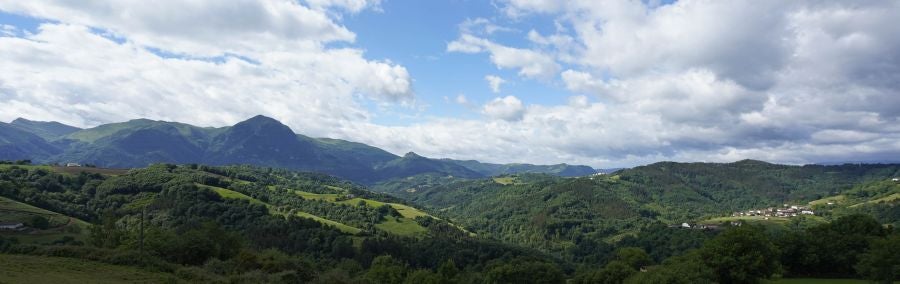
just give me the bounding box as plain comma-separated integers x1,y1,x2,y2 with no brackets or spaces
379,160,900,264
0,116,596,184
0,162,569,282
1,161,899,283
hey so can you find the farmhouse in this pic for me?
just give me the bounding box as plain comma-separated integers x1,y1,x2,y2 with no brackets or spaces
66,162,82,167
0,222,24,230
893,178,899,182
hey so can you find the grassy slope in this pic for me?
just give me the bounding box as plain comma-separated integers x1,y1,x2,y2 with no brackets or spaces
0,196,91,243
295,190,432,236
0,254,177,284
199,184,362,235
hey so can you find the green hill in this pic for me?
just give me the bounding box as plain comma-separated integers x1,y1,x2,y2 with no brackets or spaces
382,161,900,261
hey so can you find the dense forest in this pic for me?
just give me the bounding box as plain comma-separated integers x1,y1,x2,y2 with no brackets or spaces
1,161,899,283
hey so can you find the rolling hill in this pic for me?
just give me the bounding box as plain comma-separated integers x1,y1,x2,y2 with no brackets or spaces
0,115,597,184
379,160,900,261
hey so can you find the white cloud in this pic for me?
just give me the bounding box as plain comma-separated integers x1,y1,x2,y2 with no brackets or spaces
482,96,525,121
455,94,469,105
305,0,381,13
0,0,356,57
447,34,560,79
485,75,506,93
0,1,412,133
3,0,900,169
459,18,515,35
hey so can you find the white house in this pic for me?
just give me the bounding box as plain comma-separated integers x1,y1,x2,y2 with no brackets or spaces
66,163,82,167
893,178,899,182
801,210,815,215
0,222,24,230
681,223,691,228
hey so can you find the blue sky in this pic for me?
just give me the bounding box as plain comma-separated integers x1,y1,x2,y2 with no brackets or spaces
1,0,898,167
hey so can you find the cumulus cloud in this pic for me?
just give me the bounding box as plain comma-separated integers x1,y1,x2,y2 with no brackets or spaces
0,0,411,132
3,0,900,168
482,96,525,121
0,0,357,57
485,75,506,93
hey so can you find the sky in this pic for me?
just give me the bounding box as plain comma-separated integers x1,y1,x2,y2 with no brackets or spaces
1,0,899,168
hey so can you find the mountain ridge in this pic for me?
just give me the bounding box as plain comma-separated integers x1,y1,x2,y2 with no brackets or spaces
0,115,598,183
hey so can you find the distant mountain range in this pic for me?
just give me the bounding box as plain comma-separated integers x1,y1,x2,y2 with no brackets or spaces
0,115,597,183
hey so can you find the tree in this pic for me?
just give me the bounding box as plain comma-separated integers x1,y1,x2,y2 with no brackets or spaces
366,255,407,284
856,235,900,284
699,225,779,284
404,269,441,284
485,259,564,284
437,259,459,281
27,215,50,229
614,247,653,270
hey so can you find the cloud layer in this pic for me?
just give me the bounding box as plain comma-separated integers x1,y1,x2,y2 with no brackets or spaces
2,0,900,168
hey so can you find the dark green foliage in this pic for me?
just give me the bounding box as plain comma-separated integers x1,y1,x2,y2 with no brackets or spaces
778,214,887,278
366,255,408,284
625,251,714,284
385,160,899,265
27,215,50,229
855,234,900,283
485,258,565,284
698,225,780,284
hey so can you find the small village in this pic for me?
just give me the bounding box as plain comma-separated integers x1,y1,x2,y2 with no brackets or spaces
732,204,815,218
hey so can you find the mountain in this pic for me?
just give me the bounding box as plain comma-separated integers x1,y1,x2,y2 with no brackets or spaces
375,152,484,181
9,118,81,140
3,115,595,183
443,159,596,177
0,122,62,161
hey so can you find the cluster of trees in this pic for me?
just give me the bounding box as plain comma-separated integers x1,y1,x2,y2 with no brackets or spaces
573,215,899,284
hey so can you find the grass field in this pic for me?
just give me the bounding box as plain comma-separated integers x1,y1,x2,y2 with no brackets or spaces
0,164,51,171
295,191,340,202
197,184,265,205
375,216,428,237
700,216,791,225
809,195,846,206
768,278,873,284
493,176,517,185
0,197,91,244
50,166,130,176
295,212,362,234
0,254,178,284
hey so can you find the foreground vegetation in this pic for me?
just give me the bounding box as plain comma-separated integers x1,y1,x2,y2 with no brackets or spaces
0,160,898,283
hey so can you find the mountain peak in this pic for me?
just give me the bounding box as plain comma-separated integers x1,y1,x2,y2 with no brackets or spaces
241,115,281,125
403,152,423,159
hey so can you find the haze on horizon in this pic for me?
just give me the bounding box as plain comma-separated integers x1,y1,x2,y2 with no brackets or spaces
1,0,898,168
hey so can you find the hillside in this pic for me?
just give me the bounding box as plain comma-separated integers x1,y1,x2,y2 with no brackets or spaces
382,160,900,261
0,162,561,282
1,116,597,184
